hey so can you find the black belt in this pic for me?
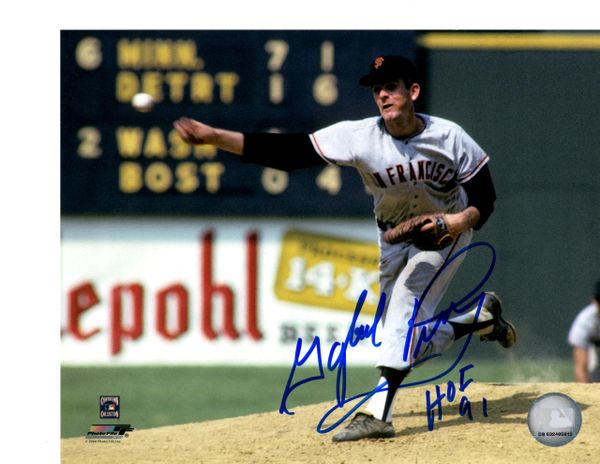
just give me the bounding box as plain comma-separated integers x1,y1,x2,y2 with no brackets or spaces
377,218,395,231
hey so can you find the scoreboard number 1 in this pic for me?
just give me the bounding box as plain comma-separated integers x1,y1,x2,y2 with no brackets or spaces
314,41,338,106
264,39,338,106
265,40,289,105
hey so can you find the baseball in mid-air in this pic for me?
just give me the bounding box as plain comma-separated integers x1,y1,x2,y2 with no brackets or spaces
131,92,155,112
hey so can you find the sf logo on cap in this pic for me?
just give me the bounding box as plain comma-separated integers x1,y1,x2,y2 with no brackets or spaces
374,57,384,69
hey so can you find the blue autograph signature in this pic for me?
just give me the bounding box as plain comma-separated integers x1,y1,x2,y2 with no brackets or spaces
279,241,496,434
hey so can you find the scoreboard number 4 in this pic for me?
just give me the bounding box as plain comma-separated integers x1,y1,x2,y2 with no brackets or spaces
316,165,341,195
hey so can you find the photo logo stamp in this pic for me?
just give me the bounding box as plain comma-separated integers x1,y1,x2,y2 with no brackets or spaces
99,395,120,419
86,424,134,443
527,392,582,446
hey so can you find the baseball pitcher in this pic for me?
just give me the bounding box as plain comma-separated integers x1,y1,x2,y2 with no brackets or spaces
173,54,517,442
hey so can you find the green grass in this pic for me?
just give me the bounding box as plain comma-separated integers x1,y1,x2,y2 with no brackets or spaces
61,358,574,438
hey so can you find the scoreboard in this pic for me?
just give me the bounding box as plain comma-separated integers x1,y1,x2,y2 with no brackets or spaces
60,30,418,216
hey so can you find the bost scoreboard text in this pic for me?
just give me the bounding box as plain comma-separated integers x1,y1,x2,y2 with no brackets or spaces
61,30,418,216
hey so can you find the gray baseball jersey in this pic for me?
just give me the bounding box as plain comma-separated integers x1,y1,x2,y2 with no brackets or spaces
310,113,488,230
568,303,600,381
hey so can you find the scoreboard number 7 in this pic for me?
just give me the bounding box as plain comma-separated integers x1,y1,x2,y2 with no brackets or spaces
265,40,289,105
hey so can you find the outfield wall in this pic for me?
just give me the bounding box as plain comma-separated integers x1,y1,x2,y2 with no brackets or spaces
61,218,385,365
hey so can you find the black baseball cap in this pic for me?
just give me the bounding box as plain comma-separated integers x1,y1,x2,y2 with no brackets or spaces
359,55,418,87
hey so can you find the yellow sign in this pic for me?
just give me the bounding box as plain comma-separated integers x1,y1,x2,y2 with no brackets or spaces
275,230,381,314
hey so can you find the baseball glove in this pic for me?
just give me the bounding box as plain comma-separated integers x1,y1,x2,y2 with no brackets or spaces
383,213,454,250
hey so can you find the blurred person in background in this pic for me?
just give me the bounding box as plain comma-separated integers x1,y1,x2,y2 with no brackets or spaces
568,280,600,383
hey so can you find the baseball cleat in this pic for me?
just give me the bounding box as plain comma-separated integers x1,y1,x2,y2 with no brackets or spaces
479,292,517,348
331,412,395,442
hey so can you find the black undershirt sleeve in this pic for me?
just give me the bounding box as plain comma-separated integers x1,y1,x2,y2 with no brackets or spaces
242,133,327,171
461,163,496,230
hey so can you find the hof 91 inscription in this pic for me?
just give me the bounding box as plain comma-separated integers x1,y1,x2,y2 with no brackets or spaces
61,30,417,216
